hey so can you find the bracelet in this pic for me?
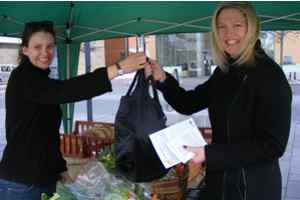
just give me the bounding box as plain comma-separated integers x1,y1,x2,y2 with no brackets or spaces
115,62,124,76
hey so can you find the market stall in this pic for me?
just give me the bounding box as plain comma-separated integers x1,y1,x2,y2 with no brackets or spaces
55,120,212,200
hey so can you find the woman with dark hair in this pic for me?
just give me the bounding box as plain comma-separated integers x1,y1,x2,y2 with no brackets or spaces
0,20,147,200
148,2,292,200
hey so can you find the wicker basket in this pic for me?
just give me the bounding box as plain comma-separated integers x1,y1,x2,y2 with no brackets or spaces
151,174,188,200
150,164,188,200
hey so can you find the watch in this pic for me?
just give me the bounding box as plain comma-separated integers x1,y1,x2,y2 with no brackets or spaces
116,62,124,76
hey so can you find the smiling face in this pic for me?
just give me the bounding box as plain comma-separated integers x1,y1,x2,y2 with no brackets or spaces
22,31,55,70
216,8,248,57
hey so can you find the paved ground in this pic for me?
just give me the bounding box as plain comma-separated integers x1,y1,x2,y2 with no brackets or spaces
284,88,300,200
0,75,299,199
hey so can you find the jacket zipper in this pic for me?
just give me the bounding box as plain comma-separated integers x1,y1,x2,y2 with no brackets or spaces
242,168,247,200
222,74,248,200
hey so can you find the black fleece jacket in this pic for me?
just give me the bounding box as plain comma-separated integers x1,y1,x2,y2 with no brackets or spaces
158,51,292,200
0,58,112,186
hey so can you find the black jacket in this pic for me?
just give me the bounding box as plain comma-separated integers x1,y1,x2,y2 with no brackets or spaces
0,58,112,186
158,51,292,200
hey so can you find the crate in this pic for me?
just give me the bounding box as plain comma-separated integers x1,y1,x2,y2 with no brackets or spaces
62,121,114,179
74,120,114,136
60,133,113,158
151,164,188,200
151,178,185,200
60,121,115,158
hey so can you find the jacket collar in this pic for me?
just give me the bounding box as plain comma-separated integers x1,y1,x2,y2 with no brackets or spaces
20,57,51,76
226,39,264,66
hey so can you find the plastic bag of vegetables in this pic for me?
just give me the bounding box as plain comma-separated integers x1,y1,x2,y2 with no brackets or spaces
63,160,150,200
64,160,112,199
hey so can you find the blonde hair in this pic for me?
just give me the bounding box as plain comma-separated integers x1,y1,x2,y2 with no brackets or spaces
211,2,260,71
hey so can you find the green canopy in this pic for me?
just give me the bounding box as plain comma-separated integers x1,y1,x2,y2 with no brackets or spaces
1,1,300,132
1,2,300,41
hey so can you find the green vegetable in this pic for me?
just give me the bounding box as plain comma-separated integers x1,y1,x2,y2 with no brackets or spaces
41,193,61,200
104,193,124,200
56,183,77,200
41,193,49,200
98,149,116,172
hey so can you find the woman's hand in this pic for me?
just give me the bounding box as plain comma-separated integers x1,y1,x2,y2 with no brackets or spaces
60,171,74,184
107,52,147,80
186,146,206,164
147,59,166,82
118,52,147,73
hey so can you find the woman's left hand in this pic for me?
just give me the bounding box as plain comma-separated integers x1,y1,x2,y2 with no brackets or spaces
186,146,206,164
148,59,166,82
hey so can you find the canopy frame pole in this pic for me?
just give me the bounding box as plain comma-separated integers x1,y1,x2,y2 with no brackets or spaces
73,19,138,40
84,42,93,121
54,35,65,41
65,2,75,133
136,35,145,53
73,25,136,38
144,16,212,36
55,25,70,41
66,43,71,133
141,18,210,30
261,12,300,24
260,14,300,22
280,31,284,66
74,16,211,40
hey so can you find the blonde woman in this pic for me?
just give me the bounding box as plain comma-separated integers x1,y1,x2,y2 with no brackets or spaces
149,2,292,200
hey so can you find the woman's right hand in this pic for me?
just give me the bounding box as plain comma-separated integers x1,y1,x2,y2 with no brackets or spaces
118,52,147,73
107,52,147,80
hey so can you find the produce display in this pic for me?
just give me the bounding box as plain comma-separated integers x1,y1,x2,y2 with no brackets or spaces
43,143,189,200
41,183,77,200
98,148,116,173
42,147,151,200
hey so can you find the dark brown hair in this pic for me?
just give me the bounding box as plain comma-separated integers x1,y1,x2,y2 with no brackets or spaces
18,20,56,62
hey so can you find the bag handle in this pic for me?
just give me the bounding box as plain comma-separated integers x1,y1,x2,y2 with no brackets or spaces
126,69,143,96
146,75,159,101
126,69,159,101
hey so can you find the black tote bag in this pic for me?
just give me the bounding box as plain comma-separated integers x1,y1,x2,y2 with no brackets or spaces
114,69,169,182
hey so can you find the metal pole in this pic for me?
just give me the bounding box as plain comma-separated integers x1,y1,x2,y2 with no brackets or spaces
66,43,71,133
65,2,74,133
137,35,145,53
196,33,202,76
84,42,93,121
124,37,129,57
280,31,284,66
